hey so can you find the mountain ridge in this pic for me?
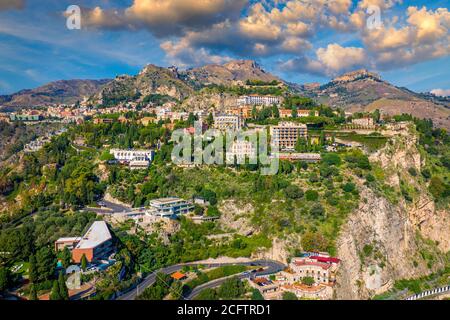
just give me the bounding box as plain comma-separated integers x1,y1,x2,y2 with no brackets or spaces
1,60,449,129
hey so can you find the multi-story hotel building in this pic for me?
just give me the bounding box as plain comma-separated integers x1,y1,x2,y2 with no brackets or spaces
146,198,194,218
270,122,308,150
237,95,281,106
213,114,244,131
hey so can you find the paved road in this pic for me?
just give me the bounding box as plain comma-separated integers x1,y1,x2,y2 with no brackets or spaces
87,200,135,215
116,260,285,301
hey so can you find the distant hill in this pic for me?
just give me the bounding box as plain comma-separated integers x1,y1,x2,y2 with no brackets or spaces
0,79,111,107
184,60,282,86
301,69,450,129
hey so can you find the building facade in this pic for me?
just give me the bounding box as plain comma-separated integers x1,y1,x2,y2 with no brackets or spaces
56,221,114,264
226,140,257,164
146,198,194,218
213,114,244,131
237,95,281,106
270,122,308,150
110,149,154,163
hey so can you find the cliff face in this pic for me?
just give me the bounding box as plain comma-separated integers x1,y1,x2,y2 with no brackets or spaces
336,126,449,299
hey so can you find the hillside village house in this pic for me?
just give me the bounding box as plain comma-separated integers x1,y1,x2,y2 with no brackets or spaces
352,117,374,127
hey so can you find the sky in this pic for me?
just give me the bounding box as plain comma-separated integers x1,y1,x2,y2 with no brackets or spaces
0,0,449,95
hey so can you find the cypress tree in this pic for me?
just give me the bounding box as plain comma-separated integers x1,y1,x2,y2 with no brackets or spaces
58,271,69,300
50,280,61,300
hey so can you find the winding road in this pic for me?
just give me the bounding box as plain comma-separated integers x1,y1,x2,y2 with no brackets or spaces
116,260,285,301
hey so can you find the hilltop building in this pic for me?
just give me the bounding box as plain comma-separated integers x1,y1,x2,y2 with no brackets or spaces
237,95,281,106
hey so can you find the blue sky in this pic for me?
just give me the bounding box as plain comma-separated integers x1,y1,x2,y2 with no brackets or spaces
0,0,449,95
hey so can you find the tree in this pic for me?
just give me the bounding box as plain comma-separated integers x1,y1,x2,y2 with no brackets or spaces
301,232,329,252
291,108,298,118
61,247,72,269
207,113,214,126
28,254,38,283
322,153,341,166
217,277,245,299
282,291,298,300
50,280,61,300
0,266,10,292
58,271,69,300
29,283,38,300
81,254,88,271
301,276,315,286
272,105,280,118
251,289,264,300
36,246,56,282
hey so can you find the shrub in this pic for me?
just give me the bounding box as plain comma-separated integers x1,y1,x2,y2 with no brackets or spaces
366,174,375,183
343,182,356,193
305,190,319,201
408,167,418,177
285,185,304,199
310,204,325,218
322,153,342,166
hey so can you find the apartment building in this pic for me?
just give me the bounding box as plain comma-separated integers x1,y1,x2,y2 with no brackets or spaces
270,122,308,150
146,198,194,218
237,95,281,106
213,114,244,131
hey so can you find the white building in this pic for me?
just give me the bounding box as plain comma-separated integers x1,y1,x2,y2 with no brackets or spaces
146,198,194,218
352,117,374,126
129,156,151,170
237,95,281,106
110,149,154,163
213,114,244,131
226,140,257,164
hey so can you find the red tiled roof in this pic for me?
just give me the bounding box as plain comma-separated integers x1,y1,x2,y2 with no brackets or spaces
310,256,341,264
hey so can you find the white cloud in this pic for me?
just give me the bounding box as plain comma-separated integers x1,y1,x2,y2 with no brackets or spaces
430,89,450,97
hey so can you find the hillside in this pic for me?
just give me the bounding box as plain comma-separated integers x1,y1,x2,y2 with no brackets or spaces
0,79,110,107
304,70,450,129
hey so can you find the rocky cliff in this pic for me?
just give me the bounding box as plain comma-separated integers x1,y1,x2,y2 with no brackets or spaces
335,126,449,299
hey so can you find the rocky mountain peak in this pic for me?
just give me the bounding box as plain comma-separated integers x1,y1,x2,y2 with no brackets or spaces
332,69,382,83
